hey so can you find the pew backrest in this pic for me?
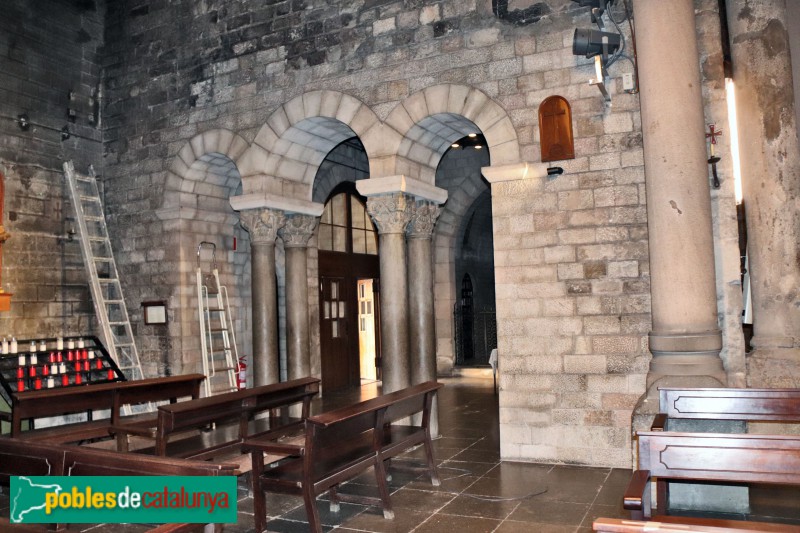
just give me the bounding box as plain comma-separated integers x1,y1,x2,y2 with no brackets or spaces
653,387,800,430
155,377,320,457
626,431,800,520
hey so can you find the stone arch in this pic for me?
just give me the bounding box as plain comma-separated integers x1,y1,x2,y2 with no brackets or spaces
377,84,521,183
159,129,252,377
166,129,249,195
239,91,381,199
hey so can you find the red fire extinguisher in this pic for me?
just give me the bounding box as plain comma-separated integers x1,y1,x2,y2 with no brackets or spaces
237,356,247,390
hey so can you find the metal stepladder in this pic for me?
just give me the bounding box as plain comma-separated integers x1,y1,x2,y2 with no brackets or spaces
196,242,239,397
63,161,147,413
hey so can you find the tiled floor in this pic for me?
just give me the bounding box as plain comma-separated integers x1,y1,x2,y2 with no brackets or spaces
228,376,632,532
3,376,800,532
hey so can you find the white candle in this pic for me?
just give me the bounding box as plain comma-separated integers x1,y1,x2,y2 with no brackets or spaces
50,363,58,375
67,339,75,350
10,338,17,354
47,376,54,388
29,341,36,353
39,340,46,351
77,338,84,349
18,353,25,366
30,352,37,365
59,362,66,374
1,338,7,354
88,350,95,359
57,337,64,350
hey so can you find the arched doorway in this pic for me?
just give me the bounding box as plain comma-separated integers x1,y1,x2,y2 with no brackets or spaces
317,182,380,392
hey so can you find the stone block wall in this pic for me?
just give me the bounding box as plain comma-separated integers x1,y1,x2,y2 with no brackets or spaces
0,0,104,340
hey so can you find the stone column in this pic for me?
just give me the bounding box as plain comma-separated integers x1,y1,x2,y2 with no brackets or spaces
366,193,412,393
278,214,318,381
727,0,800,386
634,0,726,396
240,208,285,386
407,199,442,436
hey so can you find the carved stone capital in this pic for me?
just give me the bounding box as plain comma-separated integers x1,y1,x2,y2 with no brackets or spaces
239,208,285,244
278,214,319,248
407,200,442,239
366,193,412,235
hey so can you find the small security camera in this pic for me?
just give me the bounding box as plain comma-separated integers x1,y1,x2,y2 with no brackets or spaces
572,28,621,60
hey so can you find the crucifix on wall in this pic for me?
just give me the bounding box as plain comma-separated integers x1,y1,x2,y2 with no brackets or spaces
539,95,575,162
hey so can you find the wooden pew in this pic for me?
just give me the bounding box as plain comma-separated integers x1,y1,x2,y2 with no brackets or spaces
624,431,800,530
594,517,800,532
9,374,205,443
652,387,800,431
113,377,320,463
0,437,235,532
243,381,442,533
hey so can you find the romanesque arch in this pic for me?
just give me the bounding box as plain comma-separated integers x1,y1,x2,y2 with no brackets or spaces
378,84,521,183
160,128,252,376
238,91,381,200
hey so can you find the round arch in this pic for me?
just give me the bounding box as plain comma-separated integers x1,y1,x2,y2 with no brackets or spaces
239,91,381,200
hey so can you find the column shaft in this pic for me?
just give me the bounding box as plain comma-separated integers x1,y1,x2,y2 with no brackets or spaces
367,194,412,393
279,215,318,380
407,200,442,436
240,209,284,386
634,0,724,386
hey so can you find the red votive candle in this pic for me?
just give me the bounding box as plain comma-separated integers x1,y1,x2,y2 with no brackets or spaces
96,359,103,370
16,367,23,379
17,379,24,391
75,374,82,385
35,378,42,390
43,364,49,376
107,369,115,380
62,374,69,386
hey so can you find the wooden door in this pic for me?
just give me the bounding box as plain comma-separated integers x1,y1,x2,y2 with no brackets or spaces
319,276,358,391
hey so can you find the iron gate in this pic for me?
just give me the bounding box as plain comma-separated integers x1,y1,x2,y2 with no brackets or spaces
454,305,497,366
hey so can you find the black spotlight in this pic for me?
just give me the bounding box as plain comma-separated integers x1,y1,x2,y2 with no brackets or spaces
572,28,621,59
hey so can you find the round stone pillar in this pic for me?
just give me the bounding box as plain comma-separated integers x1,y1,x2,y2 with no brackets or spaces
278,214,318,381
366,193,412,393
634,0,725,391
407,199,442,436
240,208,285,386
727,0,800,385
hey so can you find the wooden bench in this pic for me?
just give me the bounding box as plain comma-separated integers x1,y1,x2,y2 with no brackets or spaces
624,431,800,530
7,374,205,443
113,377,320,464
243,380,442,533
594,517,800,532
652,387,800,431
0,437,235,532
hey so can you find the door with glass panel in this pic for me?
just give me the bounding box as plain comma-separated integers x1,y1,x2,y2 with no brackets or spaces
317,183,380,392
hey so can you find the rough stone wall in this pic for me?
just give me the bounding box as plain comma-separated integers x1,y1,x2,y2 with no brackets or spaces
695,0,746,385
0,0,104,340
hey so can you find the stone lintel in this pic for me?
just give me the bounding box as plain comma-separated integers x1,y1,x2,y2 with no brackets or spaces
481,162,553,183
230,193,324,217
356,175,447,204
